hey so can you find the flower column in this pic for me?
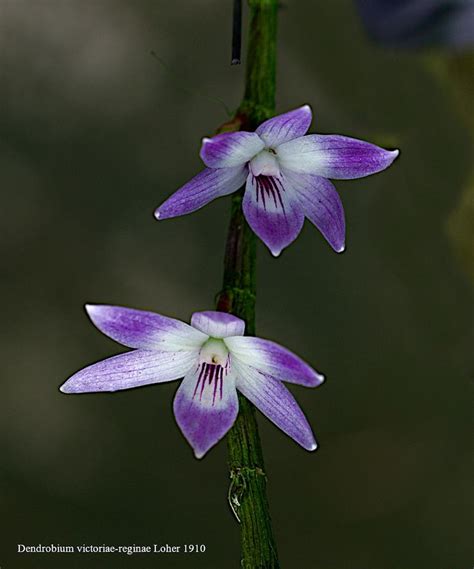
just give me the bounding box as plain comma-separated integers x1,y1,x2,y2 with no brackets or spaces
216,1,280,567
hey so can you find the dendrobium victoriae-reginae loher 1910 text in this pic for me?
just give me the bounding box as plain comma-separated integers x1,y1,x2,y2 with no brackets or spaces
155,105,399,256
60,305,324,458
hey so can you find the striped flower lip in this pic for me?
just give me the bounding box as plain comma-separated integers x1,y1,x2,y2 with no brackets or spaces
155,105,399,256
60,305,325,459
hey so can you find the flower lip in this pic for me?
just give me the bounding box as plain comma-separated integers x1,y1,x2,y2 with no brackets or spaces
191,310,245,338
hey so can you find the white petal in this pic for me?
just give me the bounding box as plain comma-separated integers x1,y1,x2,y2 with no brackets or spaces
200,132,265,168
61,349,197,393
277,134,399,179
225,335,324,387
234,360,317,451
86,304,208,351
191,311,245,338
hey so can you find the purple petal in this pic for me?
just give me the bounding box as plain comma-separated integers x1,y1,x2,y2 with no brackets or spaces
234,362,317,451
60,349,196,393
173,366,238,458
243,173,304,257
86,304,208,350
225,336,324,387
277,134,399,179
256,105,312,147
200,131,264,168
285,172,346,253
155,166,247,220
191,311,245,338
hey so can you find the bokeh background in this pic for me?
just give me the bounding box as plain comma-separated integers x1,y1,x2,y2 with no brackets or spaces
1,1,473,568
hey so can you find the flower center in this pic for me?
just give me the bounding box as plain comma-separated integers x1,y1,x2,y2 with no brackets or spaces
249,149,280,177
200,338,228,365
193,339,230,405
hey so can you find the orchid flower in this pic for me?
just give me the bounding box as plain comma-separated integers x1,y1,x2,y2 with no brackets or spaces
155,105,399,256
61,305,324,458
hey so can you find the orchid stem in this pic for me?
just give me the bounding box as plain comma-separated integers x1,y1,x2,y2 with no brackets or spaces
216,0,279,567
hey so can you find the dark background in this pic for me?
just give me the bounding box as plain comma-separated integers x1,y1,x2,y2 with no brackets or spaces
1,1,472,568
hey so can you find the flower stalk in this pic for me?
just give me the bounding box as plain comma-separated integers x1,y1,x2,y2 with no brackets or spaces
217,0,280,567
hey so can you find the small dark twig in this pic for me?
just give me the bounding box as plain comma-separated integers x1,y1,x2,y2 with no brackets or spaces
231,0,242,65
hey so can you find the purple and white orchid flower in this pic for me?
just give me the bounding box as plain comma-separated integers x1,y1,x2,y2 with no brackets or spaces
61,305,323,458
155,105,399,256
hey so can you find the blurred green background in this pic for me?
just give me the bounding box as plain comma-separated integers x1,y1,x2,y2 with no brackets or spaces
1,1,472,568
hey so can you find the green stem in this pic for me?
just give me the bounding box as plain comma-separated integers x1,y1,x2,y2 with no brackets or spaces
216,1,279,567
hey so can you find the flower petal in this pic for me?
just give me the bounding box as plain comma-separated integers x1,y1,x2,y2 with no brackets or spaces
173,366,238,458
200,131,265,168
234,361,317,451
191,311,245,338
86,304,208,351
277,134,399,179
155,166,246,220
225,336,324,387
60,349,196,393
285,171,346,253
256,105,312,147
243,173,304,256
